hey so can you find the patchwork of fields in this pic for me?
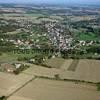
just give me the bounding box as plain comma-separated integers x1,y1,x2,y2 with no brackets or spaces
0,58,100,100
60,59,100,83
33,58,100,83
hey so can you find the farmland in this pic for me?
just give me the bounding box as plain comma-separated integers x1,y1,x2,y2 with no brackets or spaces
8,78,100,100
0,54,100,83
0,72,35,97
60,59,100,83
62,59,100,83
23,58,100,83
0,3,100,100
0,58,100,100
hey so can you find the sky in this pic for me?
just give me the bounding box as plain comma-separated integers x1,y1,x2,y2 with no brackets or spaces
0,0,100,4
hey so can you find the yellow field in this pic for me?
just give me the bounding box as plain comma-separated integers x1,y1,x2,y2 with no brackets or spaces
23,63,61,78
60,59,100,83
0,59,100,100
23,59,100,83
9,78,100,100
0,72,35,97
44,58,65,68
8,96,33,100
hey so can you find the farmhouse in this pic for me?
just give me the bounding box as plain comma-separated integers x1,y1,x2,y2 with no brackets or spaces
0,63,16,73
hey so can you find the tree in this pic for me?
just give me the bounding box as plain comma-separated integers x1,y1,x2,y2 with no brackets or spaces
55,74,60,80
96,83,100,91
0,96,6,100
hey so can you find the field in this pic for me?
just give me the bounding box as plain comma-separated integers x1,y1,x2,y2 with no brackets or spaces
8,96,33,100
67,59,79,71
44,58,65,68
0,59,100,100
74,32,100,41
23,63,61,78
0,54,100,83
70,16,97,22
0,72,35,97
8,78,100,100
0,53,33,63
23,58,100,83
0,13,60,23
0,53,17,63
60,59,100,83
0,4,100,100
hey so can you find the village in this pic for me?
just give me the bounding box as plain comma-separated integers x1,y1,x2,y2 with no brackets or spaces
0,14,100,75
0,4,100,100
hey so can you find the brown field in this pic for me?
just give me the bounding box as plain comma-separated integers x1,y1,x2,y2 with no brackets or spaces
8,96,33,100
23,59,100,83
23,63,61,78
9,78,100,100
0,59,100,100
60,59,100,83
60,59,73,70
67,59,79,71
0,72,35,97
44,58,65,68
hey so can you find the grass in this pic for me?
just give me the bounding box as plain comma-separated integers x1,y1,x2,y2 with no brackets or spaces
74,32,100,40
0,51,36,63
0,53,17,63
96,83,100,91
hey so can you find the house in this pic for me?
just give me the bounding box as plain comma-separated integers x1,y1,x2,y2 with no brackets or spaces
29,59,35,63
1,63,16,73
15,63,21,69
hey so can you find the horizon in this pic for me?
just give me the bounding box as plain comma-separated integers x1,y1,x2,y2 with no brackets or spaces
0,0,100,5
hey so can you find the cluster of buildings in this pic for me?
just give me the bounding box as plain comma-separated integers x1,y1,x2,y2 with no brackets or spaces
0,63,22,73
45,22,73,50
74,40,100,48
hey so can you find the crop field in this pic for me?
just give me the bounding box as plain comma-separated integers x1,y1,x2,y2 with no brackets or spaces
8,96,33,100
60,59,100,83
0,4,100,100
23,63,61,78
22,58,100,83
0,54,100,83
23,59,100,83
67,59,79,71
9,78,100,100
70,16,97,22
0,72,35,97
0,59,100,100
44,58,65,68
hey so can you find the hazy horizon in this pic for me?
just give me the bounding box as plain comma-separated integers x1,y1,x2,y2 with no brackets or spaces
0,0,100,5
